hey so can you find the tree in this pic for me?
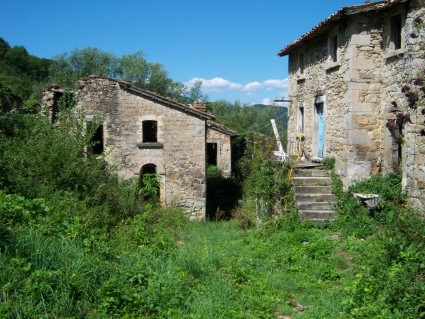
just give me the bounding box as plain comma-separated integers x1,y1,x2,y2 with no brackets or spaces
48,47,187,100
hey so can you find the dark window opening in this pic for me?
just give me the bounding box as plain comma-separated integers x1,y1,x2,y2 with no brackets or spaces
391,14,402,50
330,35,338,62
143,120,157,143
87,122,104,155
207,143,218,166
139,164,160,201
51,91,63,123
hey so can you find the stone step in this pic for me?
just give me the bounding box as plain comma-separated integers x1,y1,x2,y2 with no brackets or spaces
293,185,332,194
295,193,337,202
299,210,338,220
297,201,335,211
291,176,332,186
292,169,328,177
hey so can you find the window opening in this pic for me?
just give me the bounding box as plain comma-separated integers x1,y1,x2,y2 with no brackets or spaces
391,14,402,50
299,53,304,74
207,143,218,166
298,106,304,133
330,35,338,62
87,122,104,155
51,91,63,123
143,120,157,143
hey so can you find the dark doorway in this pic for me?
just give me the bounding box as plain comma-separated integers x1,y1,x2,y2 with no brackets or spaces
139,164,160,201
207,143,218,166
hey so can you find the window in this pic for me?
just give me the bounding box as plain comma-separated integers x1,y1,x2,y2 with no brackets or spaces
143,120,157,143
299,53,304,74
298,106,304,133
390,14,402,50
329,34,338,62
51,91,63,123
87,122,104,155
207,143,218,166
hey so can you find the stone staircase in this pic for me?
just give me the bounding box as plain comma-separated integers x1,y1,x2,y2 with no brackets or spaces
291,164,337,224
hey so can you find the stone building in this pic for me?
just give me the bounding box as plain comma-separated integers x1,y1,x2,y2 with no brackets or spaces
278,0,425,208
42,76,237,219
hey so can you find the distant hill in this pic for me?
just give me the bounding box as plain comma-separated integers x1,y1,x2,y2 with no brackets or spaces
251,103,287,129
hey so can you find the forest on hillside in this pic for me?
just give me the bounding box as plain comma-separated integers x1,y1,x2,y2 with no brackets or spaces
1,38,424,318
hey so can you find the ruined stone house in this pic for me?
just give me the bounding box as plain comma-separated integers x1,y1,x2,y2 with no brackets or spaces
278,0,425,208
42,76,237,219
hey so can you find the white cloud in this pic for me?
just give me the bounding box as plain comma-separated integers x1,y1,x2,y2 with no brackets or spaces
262,79,288,89
184,77,242,93
242,81,262,92
185,77,288,94
262,98,272,105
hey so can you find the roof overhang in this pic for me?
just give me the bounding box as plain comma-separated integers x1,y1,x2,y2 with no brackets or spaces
277,0,407,57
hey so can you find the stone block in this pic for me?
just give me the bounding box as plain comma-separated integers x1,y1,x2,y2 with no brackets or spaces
352,102,373,114
352,58,374,70
347,160,371,177
349,129,371,145
351,34,371,45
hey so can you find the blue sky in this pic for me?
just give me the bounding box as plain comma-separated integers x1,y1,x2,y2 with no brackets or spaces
2,0,366,104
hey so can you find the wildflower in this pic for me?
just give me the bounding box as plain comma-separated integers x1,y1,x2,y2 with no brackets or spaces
414,77,424,87
401,84,411,93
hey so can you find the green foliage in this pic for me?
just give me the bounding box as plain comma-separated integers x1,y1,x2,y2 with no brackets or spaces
322,156,335,170
0,37,51,101
207,99,287,138
206,165,242,220
139,173,162,204
239,137,292,222
48,47,189,101
330,173,425,318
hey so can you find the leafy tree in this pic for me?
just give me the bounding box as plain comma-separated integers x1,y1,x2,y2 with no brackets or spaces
48,47,117,87
0,37,51,100
48,47,187,100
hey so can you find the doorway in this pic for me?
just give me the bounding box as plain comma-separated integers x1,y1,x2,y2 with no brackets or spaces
315,103,325,158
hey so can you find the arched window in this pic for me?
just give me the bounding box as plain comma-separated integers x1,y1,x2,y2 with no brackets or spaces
143,120,157,143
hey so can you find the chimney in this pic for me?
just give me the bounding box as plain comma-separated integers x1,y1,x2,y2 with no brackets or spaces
192,101,207,112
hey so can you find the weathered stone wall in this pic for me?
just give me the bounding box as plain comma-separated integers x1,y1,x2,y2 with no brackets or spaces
207,128,232,177
73,77,208,219
381,0,425,208
287,0,425,207
287,13,385,186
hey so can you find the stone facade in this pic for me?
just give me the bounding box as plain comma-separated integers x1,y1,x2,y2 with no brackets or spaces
279,0,425,208
207,121,237,177
42,76,236,219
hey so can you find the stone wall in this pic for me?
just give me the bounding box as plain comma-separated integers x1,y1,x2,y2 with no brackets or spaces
72,76,208,219
287,13,385,186
207,126,233,177
286,0,425,207
381,0,425,208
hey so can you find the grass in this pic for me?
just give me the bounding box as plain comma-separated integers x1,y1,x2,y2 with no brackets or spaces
0,147,423,319
170,219,353,318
